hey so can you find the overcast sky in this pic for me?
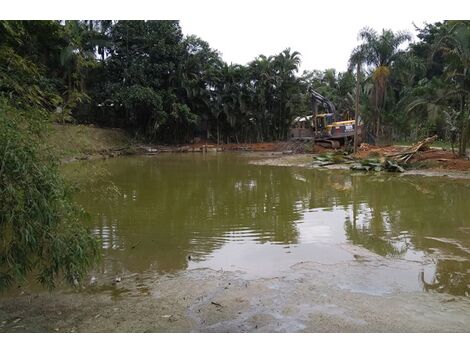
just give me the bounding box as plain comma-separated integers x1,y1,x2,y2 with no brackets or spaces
177,0,445,73
5,0,458,74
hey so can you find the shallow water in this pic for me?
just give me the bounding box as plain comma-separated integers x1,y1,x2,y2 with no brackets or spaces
67,153,470,296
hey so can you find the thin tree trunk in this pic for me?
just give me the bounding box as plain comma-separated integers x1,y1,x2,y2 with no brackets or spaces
459,95,466,156
461,116,469,157
217,118,220,146
354,63,360,154
375,86,380,145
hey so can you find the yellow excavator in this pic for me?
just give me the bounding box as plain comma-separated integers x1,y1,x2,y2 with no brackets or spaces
290,89,362,148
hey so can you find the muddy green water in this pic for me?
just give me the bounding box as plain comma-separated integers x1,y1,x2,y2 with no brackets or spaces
69,153,470,296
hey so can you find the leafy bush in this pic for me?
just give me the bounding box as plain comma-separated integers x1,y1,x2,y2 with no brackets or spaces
0,100,99,289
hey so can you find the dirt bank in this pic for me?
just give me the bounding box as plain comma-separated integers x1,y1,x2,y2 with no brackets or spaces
1,245,469,332
137,140,318,154
357,143,470,172
48,123,135,163
49,124,470,174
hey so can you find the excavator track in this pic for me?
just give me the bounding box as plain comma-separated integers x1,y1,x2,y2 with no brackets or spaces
315,140,341,149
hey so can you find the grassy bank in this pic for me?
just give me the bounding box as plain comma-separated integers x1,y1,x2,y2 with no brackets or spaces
48,124,134,161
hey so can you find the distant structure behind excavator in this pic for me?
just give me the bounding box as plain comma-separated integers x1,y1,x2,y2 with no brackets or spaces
289,89,363,148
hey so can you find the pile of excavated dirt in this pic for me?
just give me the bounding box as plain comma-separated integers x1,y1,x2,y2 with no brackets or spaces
355,143,406,159
355,143,470,172
410,149,470,171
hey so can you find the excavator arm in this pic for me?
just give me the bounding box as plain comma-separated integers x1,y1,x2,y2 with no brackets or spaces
310,89,336,115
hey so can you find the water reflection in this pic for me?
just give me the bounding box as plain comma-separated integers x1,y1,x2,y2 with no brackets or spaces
71,154,470,296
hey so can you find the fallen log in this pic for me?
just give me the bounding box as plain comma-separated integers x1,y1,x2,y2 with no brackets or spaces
387,135,438,164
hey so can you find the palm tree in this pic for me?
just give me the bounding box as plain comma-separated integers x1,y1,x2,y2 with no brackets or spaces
273,48,301,139
350,27,412,143
404,78,459,153
249,55,275,141
433,21,470,156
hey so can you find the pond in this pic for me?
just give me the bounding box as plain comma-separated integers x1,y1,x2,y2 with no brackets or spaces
68,153,470,297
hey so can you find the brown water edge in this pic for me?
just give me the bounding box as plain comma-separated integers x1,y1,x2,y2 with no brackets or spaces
1,248,469,333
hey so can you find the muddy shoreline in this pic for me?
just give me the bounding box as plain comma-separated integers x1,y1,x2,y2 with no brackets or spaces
62,149,470,180
2,246,470,332
248,153,470,179
57,131,470,179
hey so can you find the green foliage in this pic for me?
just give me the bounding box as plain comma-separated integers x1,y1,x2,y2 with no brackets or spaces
403,21,470,154
0,45,60,109
1,19,470,152
349,27,413,142
350,158,404,173
0,100,99,289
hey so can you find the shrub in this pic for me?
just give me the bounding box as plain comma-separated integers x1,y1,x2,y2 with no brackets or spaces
0,100,99,289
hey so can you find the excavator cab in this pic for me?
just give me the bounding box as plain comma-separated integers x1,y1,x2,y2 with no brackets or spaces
290,89,362,148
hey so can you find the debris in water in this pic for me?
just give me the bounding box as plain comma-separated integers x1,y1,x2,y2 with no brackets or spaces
350,158,404,173
130,241,142,249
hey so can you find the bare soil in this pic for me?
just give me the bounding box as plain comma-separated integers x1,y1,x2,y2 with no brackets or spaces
357,143,470,172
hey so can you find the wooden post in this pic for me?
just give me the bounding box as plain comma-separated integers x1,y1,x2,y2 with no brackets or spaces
354,63,360,155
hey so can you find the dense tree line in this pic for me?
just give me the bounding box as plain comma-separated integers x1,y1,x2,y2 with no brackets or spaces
349,21,470,155
1,20,470,150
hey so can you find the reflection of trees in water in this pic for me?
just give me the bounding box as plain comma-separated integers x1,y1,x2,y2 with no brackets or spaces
344,217,406,257
77,155,322,273
419,260,469,296
75,155,470,296
344,174,470,296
